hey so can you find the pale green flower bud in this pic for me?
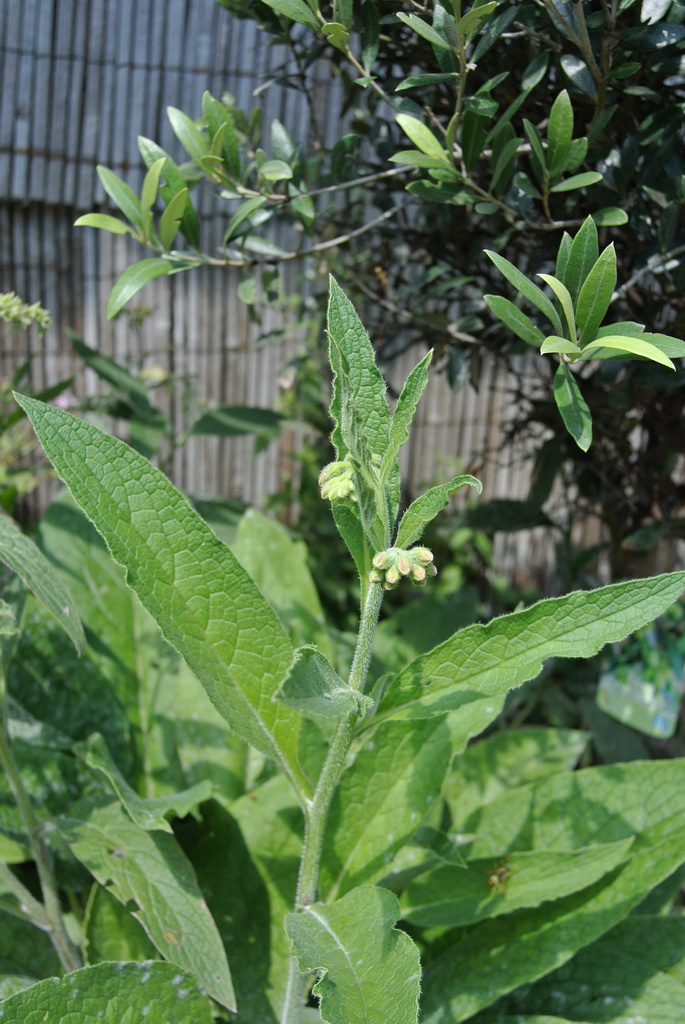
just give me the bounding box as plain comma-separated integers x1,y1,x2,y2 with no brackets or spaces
397,554,412,576
411,547,434,565
385,565,400,586
319,458,357,503
411,564,426,583
373,551,392,570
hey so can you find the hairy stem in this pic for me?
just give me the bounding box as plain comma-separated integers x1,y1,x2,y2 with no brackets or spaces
0,692,82,973
280,581,384,1024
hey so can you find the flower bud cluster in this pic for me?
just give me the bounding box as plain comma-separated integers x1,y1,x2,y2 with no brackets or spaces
369,546,437,590
318,457,357,502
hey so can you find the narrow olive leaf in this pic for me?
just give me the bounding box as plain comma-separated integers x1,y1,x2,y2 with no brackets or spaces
276,646,372,720
328,276,390,460
490,135,522,194
259,0,321,29
395,475,482,549
389,150,456,170
540,335,581,356
636,331,685,357
576,244,617,343
555,231,572,284
70,335,169,428
74,733,212,832
159,187,188,250
319,718,453,899
190,405,283,438
522,119,547,184
13,395,309,799
140,157,165,237
74,213,134,235
59,796,235,1009
550,171,603,192
563,215,598,302
484,295,546,347
458,1,497,40
97,165,144,229
167,106,209,164
395,11,453,49
396,115,450,163
138,136,201,248
0,961,214,1024
286,885,421,1024
105,258,173,320
371,571,685,727
382,351,432,479
485,251,563,335
224,195,268,243
538,274,576,341
546,89,573,175
401,838,633,928
581,335,675,369
553,363,592,451
0,512,85,654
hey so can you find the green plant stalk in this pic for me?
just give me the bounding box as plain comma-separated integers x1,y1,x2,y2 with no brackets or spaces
0,860,50,929
280,579,385,1024
0,681,82,973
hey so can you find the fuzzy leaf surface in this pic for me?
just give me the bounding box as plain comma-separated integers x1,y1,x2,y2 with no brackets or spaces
401,838,633,927
395,475,481,549
421,759,685,1021
276,645,371,719
372,572,685,726
0,512,85,654
14,396,307,797
286,885,421,1024
58,796,235,1010
320,718,453,899
75,733,212,832
0,961,213,1023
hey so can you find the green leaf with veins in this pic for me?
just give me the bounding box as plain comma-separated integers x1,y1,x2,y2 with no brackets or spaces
485,251,563,335
0,961,214,1023
576,244,617,344
369,571,685,727
74,732,213,832
563,216,598,302
14,394,309,800
286,885,421,1024
58,796,235,1010
276,645,372,720
0,512,85,654
582,335,675,368
395,475,482,549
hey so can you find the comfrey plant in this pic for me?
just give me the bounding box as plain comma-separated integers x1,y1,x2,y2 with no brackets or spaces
3,279,685,1022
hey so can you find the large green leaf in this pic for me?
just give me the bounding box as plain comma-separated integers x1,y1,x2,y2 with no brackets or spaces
369,572,685,727
231,508,333,657
499,916,685,1022
553,363,592,451
421,760,685,1021
382,351,432,482
58,796,235,1010
83,885,157,964
276,645,371,719
36,496,246,798
0,961,214,1023
443,727,588,829
15,396,308,799
230,775,303,1018
319,718,453,900
286,885,421,1024
96,165,143,229
0,512,85,654
401,838,633,927
582,334,675,368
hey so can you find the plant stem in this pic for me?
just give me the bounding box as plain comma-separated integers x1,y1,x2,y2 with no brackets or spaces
280,581,384,1024
0,702,82,973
